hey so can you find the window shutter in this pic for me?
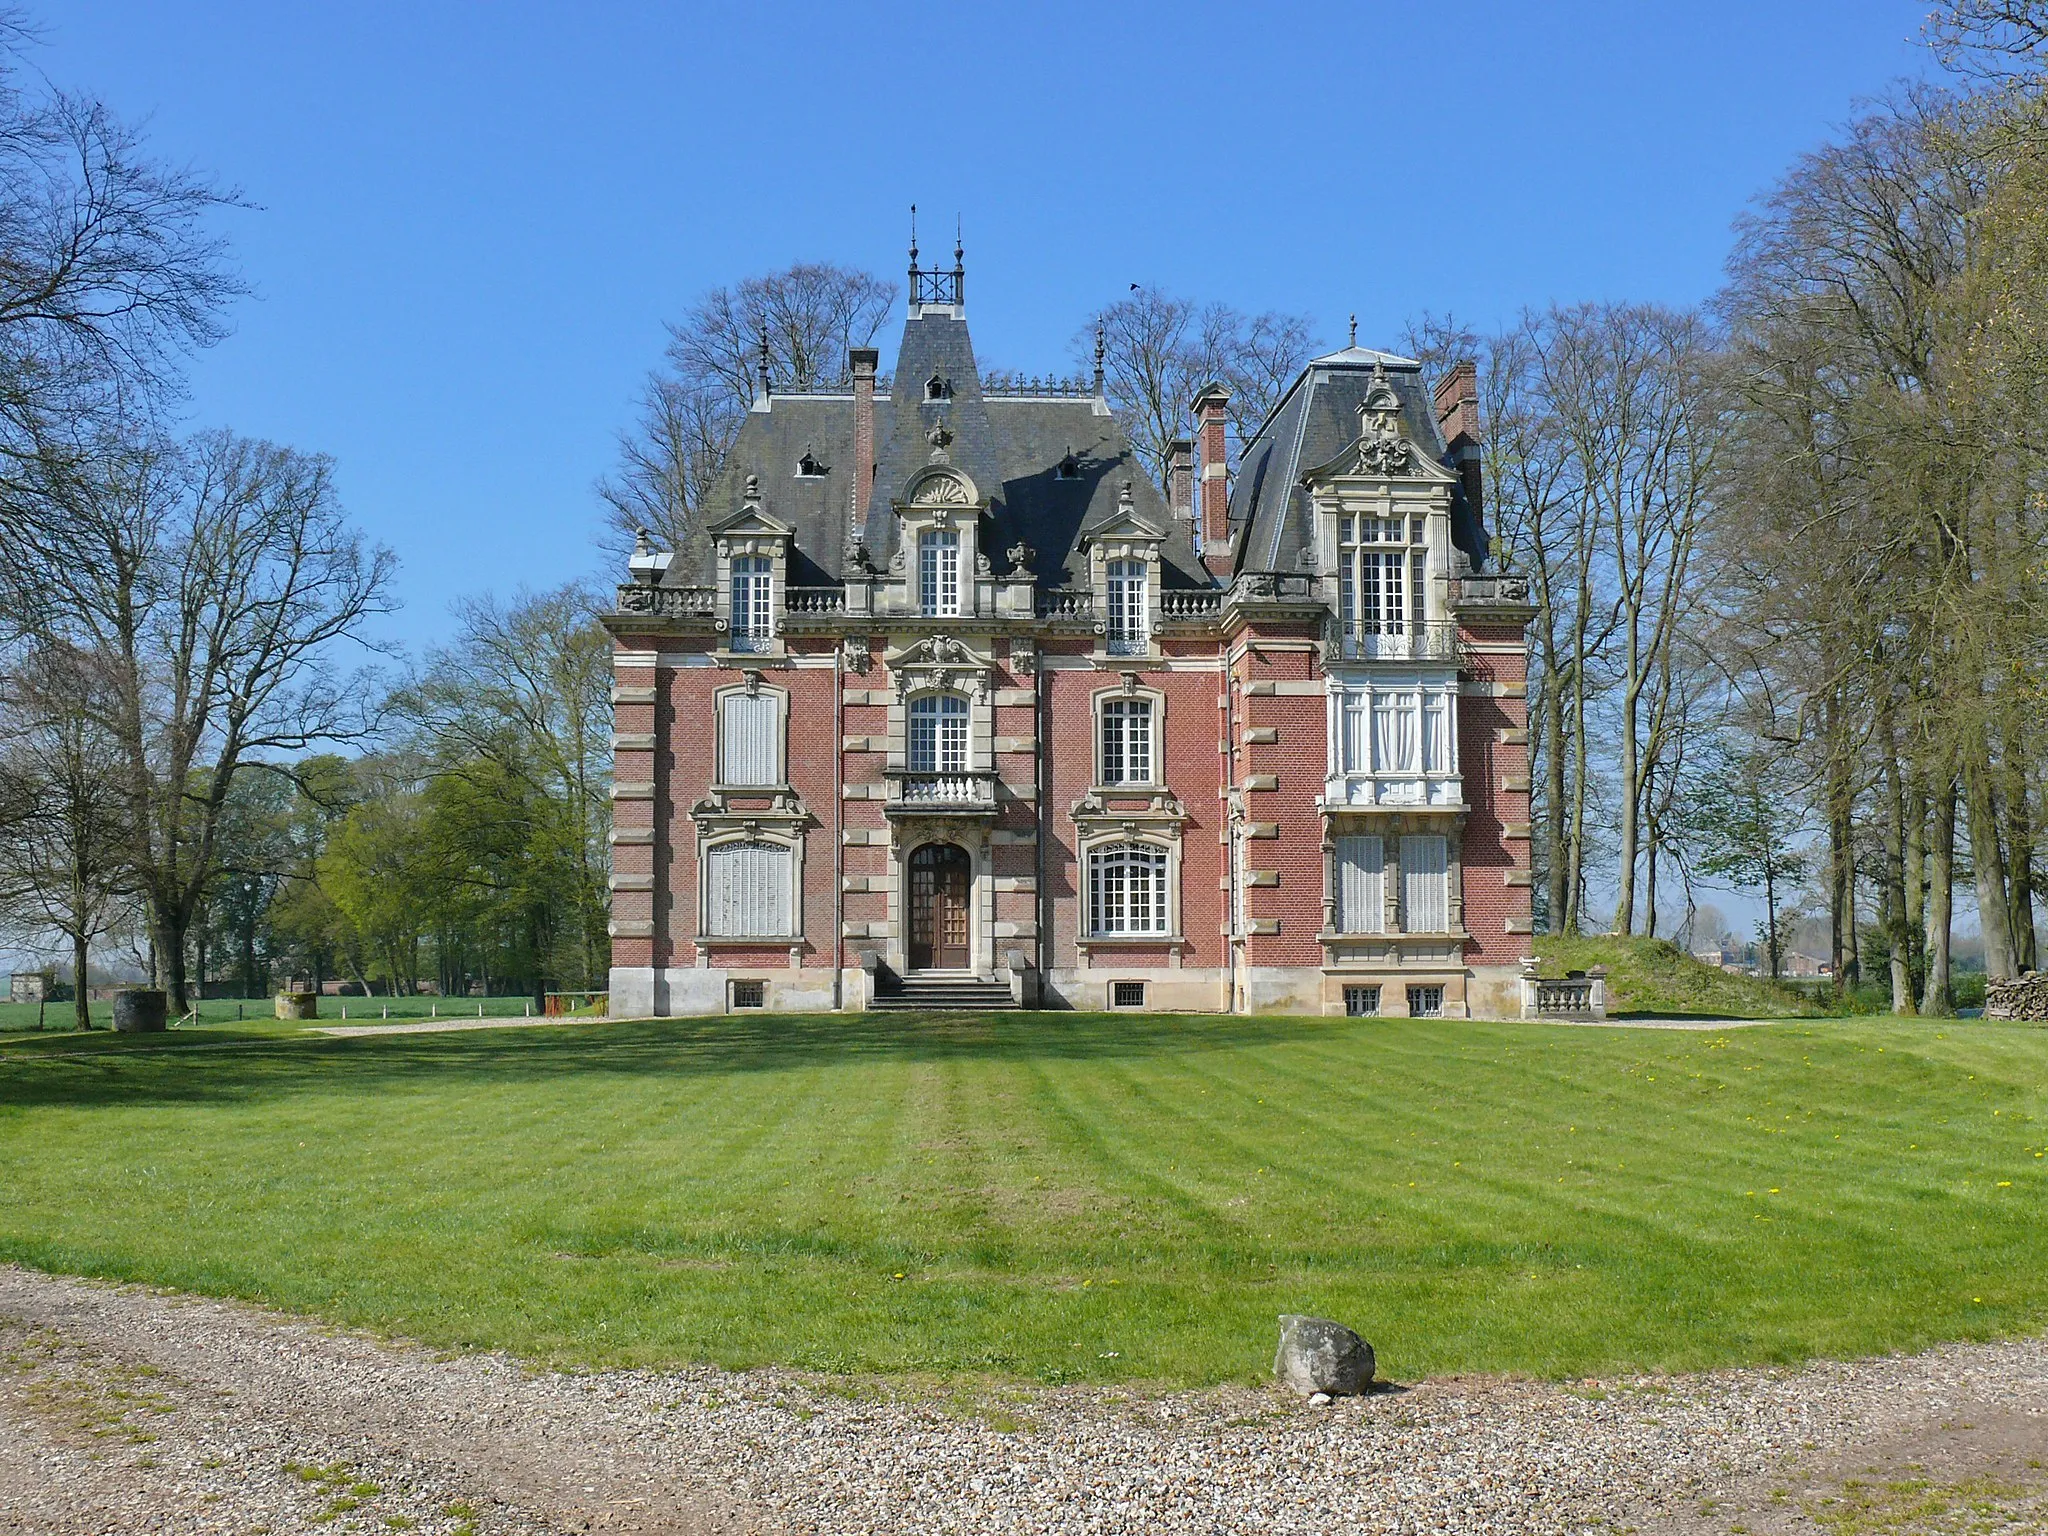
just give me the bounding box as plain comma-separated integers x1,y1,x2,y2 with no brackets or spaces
719,693,780,785
1401,834,1448,932
1336,835,1384,934
706,842,793,936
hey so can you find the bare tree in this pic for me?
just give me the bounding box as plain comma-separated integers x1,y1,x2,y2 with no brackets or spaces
600,263,897,554
0,14,241,463
1078,286,1319,490
0,641,131,1029
4,429,395,1012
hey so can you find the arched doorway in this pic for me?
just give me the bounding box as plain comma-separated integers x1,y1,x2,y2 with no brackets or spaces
908,843,972,971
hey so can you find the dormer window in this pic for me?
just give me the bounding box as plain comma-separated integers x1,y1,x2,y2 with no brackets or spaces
925,372,951,401
918,529,961,616
1337,514,1425,650
1057,448,1081,480
797,448,827,477
729,555,774,653
1105,559,1149,655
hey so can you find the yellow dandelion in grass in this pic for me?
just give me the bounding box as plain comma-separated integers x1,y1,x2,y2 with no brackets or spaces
1998,1181,2013,1188
1769,1188,1780,1194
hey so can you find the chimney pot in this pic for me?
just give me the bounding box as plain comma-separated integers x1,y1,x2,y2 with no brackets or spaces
1191,384,1232,579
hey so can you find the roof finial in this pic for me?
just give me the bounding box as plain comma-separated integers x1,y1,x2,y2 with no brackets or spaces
1348,313,1357,348
757,322,772,398
1092,323,1106,395
953,214,964,306
954,213,963,268
908,203,919,285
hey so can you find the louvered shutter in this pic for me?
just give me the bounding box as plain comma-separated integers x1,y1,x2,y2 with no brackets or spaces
1336,835,1384,934
719,693,780,785
705,842,793,936
1401,835,1448,933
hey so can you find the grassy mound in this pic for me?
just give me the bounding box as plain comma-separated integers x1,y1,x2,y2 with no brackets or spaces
1535,934,1814,1018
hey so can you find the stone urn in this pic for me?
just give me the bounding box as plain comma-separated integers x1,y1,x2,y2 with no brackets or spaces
111,988,168,1033
274,991,319,1021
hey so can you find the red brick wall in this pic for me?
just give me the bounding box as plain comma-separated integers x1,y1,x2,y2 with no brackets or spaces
1231,632,1327,967
1457,623,1532,966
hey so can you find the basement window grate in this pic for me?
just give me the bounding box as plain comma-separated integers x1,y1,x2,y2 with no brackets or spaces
1344,985,1381,1017
1407,984,1444,1018
730,979,766,1010
1111,980,1147,1010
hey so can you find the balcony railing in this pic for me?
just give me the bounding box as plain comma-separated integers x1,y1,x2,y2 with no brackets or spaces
886,771,998,814
1036,589,1094,619
1159,589,1225,619
784,586,846,614
615,584,716,618
1105,628,1149,656
727,627,775,654
1340,621,1460,662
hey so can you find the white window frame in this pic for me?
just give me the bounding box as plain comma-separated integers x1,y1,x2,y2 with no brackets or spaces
919,529,961,617
1097,695,1157,787
1105,558,1149,655
908,691,970,774
729,555,774,653
1087,841,1172,937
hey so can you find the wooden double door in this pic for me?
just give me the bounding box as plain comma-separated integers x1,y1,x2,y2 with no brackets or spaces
908,843,972,970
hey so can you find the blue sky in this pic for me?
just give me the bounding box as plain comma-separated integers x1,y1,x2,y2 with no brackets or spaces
42,1,1933,654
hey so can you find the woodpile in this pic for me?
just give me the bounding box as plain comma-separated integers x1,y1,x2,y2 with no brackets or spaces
1983,974,2048,1022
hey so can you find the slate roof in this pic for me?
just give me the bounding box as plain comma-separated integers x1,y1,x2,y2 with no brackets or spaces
670,305,1204,590
1225,351,1490,577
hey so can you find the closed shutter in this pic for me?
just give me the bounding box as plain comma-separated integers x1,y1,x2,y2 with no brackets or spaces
705,842,793,936
1401,834,1448,933
719,692,780,785
1336,835,1384,934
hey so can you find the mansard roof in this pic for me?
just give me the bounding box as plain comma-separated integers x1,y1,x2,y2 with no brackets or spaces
669,304,1205,590
1226,350,1489,577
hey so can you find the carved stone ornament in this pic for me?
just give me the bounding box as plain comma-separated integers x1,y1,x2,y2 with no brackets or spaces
846,540,876,574
743,669,763,697
916,469,970,504
1006,539,1036,572
889,547,907,574
616,585,657,615
744,474,761,501
1357,433,1409,476
843,636,872,673
1009,638,1038,674
975,550,992,576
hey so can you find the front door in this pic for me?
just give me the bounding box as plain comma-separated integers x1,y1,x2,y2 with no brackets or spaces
908,843,972,970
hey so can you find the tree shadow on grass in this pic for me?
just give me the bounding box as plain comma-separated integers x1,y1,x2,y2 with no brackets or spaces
0,1010,1346,1111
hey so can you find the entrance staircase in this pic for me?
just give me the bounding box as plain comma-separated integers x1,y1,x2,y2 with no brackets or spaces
869,972,1021,1012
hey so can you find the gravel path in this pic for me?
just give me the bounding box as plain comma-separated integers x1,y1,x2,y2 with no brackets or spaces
3,1265,2044,1535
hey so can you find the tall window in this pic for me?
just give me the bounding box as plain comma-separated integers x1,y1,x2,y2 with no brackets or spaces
1335,834,1385,934
919,529,960,616
718,691,781,786
1106,558,1148,654
1337,515,1419,647
1088,843,1170,936
1338,685,1457,779
1401,834,1449,932
908,693,969,773
1099,697,1154,785
704,841,794,937
730,555,773,652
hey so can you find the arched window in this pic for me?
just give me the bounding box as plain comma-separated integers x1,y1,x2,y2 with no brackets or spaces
1088,842,1170,936
908,693,969,773
704,840,794,937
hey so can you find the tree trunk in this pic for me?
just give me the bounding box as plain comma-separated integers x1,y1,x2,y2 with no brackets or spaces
1882,745,1915,1014
151,901,192,1016
1924,777,1956,1015
2004,758,2037,972
1962,744,2018,981
1615,685,1640,934
1904,772,1927,1000
1543,664,1569,934
71,926,92,1032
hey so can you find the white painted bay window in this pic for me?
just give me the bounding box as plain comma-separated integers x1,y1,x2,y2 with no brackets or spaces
1329,675,1460,807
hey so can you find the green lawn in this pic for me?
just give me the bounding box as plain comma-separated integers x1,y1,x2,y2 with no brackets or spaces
1,1011,2043,1388
0,994,548,1034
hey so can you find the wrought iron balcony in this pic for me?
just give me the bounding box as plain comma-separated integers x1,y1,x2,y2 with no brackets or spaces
884,770,999,816
1340,621,1460,662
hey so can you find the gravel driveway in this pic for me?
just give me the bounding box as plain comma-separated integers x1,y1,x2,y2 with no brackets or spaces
2,1265,2043,1535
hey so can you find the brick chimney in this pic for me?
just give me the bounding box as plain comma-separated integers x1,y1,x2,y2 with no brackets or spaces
850,347,879,520
1166,437,1194,522
1432,360,1483,527
1191,384,1231,580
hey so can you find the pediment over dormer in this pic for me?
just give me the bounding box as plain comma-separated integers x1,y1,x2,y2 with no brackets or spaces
1078,480,1168,549
708,502,796,540
897,464,982,510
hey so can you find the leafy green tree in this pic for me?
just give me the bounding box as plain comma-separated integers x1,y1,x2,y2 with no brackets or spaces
1681,749,1812,980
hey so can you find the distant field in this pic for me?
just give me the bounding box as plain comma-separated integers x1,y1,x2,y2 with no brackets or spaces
0,994,546,1033
1,1009,2043,1389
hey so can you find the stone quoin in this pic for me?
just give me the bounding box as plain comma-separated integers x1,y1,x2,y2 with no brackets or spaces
603,241,1536,1016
